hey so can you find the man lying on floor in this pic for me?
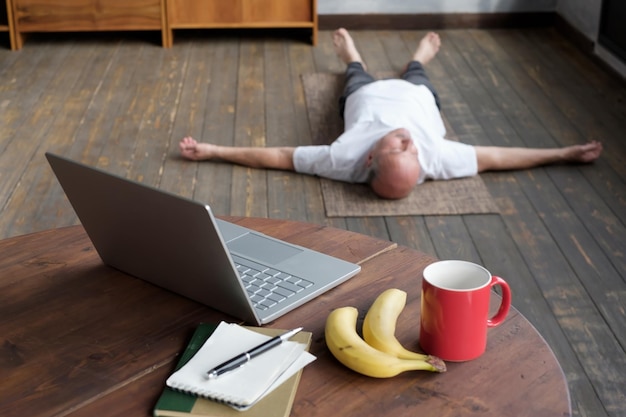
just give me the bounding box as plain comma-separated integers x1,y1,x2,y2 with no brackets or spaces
179,28,603,200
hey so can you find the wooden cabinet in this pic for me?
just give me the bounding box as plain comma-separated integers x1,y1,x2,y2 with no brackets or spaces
165,0,317,46
6,0,317,50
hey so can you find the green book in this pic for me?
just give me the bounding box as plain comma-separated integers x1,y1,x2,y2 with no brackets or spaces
153,323,311,417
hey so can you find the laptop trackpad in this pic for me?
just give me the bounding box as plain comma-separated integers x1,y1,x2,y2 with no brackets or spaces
226,233,302,265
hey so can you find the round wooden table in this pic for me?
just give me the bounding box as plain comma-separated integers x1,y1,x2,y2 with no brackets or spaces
0,218,571,417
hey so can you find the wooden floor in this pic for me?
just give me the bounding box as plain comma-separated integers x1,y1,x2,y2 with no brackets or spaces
1,28,624,416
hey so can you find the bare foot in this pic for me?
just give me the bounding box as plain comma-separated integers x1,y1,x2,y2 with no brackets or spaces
179,137,218,161
333,28,365,67
563,140,603,163
413,32,441,65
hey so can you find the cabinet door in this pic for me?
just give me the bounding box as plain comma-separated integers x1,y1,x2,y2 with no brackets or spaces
243,0,311,23
168,0,242,26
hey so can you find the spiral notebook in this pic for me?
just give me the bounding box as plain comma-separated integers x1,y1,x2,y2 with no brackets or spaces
165,322,315,411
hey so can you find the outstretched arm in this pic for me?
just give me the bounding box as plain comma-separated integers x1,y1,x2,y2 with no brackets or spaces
179,137,295,171
475,141,602,173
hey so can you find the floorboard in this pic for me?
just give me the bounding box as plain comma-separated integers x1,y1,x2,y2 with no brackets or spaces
0,28,624,417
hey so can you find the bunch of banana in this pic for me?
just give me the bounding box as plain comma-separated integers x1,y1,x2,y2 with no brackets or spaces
325,288,446,378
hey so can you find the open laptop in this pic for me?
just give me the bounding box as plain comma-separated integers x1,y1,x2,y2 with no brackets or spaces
46,152,360,325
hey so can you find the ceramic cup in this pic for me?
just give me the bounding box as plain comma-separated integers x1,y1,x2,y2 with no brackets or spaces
419,260,512,361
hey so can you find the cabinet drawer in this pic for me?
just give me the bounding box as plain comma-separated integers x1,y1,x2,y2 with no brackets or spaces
13,0,163,31
168,0,241,26
243,0,312,23
168,0,312,26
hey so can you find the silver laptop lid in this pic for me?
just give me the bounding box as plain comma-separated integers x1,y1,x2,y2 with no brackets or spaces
46,152,260,324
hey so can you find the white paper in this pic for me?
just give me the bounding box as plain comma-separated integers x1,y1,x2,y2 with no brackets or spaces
166,322,315,409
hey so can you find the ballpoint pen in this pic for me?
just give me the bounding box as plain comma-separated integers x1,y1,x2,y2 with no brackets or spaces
206,327,303,379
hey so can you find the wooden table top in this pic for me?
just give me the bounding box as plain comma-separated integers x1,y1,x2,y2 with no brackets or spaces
0,217,571,417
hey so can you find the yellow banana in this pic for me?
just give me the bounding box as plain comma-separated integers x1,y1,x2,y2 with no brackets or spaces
325,306,446,377
362,288,436,361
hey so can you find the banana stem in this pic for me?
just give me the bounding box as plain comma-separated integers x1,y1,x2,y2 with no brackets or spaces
426,355,447,372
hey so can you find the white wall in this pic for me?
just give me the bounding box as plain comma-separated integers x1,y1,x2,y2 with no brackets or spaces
318,0,557,15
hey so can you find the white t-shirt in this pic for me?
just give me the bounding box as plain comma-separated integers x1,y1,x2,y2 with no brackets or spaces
293,79,477,184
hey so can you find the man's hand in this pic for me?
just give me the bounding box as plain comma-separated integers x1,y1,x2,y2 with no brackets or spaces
179,137,219,161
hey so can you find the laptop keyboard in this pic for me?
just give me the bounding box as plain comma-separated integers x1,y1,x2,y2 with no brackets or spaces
231,255,314,311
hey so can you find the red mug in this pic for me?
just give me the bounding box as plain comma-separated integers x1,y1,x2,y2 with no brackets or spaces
419,260,512,362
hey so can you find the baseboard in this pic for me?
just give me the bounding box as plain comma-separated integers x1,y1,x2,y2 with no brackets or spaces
555,14,625,82
318,12,556,31
554,14,595,55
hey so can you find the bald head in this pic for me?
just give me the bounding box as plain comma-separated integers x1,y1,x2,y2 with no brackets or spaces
367,128,421,199
369,154,420,199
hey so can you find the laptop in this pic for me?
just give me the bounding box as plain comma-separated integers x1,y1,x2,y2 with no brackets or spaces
45,152,360,325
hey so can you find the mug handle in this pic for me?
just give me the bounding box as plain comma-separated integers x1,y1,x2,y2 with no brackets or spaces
487,276,511,328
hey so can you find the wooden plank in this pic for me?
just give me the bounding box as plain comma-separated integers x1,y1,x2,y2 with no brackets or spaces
230,37,268,217
453,25,623,200
377,29,421,74
0,40,73,220
39,39,151,234
548,165,626,289
0,41,86,237
311,28,343,73
462,27,626,301
470,29,626,226
191,36,239,215
263,38,311,221
64,39,144,165
448,30,626,284
31,40,130,232
353,30,392,73
345,216,389,242
385,216,437,257
448,30,554,146
536,28,626,124
494,30,626,179
125,45,189,188
526,29,626,158
63,38,149,200
442,30,625,415
486,173,611,417
423,215,479,262
157,35,214,200
286,33,345,228
0,45,20,75
512,169,626,414
1,41,109,237
0,38,48,101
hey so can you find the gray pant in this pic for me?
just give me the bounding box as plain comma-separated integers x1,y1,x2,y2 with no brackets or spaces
338,61,441,118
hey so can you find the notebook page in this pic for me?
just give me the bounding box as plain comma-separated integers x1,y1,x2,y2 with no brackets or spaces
166,322,313,407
